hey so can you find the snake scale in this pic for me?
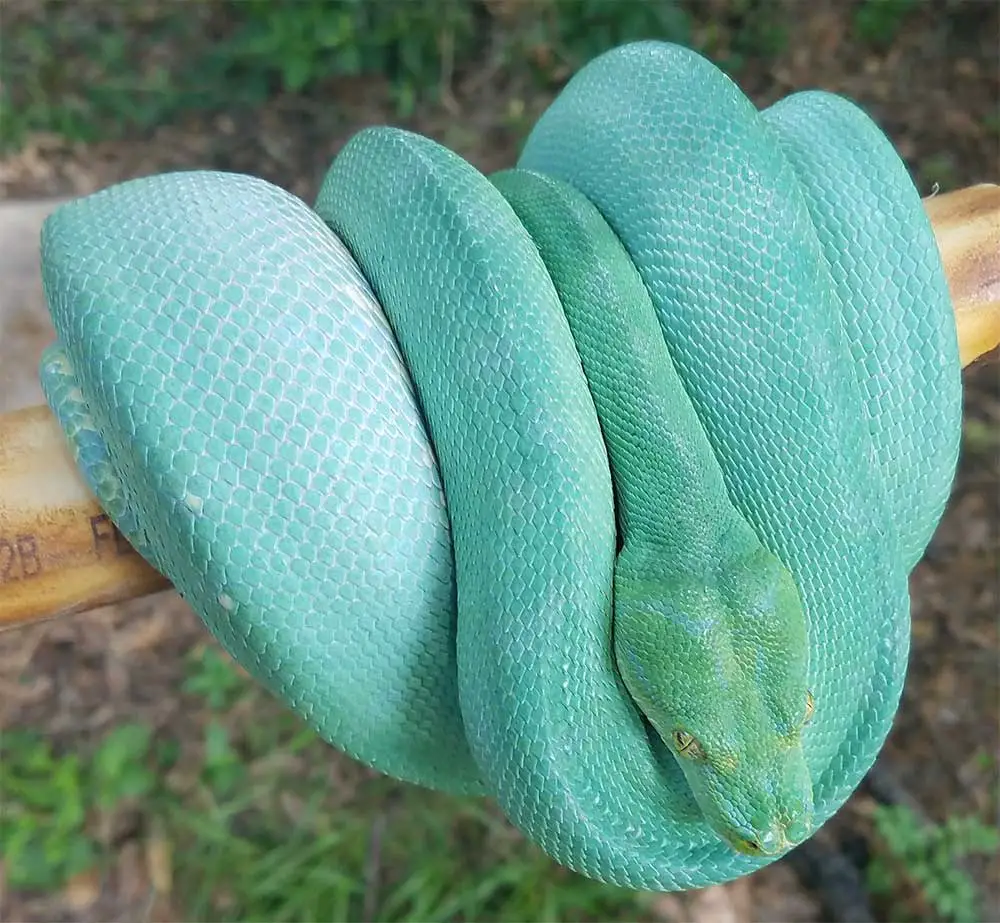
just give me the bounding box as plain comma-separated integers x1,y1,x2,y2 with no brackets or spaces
38,42,961,890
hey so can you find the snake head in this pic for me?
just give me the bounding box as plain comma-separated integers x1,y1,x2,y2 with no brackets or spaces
668,717,814,857
614,540,815,857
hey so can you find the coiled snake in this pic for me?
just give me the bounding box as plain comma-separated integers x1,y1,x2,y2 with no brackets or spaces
38,42,961,890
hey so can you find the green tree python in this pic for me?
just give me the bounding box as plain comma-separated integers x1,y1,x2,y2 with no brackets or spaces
37,42,961,890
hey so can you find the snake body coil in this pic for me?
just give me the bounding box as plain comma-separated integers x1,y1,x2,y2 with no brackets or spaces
39,42,961,889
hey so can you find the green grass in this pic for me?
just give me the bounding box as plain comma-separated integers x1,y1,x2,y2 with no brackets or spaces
1,644,655,921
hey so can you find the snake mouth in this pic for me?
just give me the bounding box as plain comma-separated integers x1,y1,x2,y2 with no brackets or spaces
725,833,786,857
722,818,808,857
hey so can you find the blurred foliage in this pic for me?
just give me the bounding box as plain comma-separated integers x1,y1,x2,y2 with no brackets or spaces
852,0,921,48
0,0,792,152
867,804,1000,923
10,641,995,919
1,643,654,920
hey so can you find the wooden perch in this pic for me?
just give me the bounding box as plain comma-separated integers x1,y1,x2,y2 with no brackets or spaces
925,183,1000,366
1,184,998,631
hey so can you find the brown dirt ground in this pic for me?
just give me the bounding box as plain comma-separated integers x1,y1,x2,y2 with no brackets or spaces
1,2,997,921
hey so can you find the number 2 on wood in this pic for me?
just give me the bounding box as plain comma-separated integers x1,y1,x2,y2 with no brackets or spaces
0,535,42,582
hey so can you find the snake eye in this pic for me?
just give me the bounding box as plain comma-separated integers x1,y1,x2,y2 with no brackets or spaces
804,691,815,724
673,730,696,753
